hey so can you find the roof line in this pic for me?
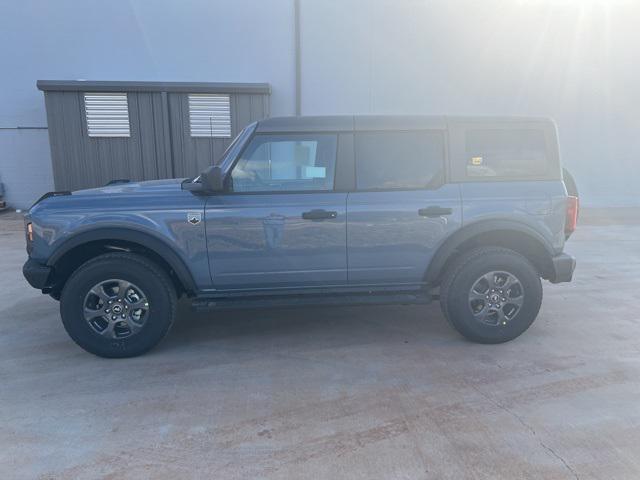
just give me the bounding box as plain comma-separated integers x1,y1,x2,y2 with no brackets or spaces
37,80,271,94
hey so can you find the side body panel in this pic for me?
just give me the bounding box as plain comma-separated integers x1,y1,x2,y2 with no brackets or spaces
346,185,462,284
460,181,568,253
205,193,348,290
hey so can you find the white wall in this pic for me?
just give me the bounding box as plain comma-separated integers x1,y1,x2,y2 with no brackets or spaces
300,0,640,206
0,130,54,209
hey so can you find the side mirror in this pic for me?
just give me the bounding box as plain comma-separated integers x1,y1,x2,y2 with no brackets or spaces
183,166,225,194
201,166,225,191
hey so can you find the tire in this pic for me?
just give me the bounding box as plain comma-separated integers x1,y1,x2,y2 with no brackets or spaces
439,247,542,344
60,252,177,358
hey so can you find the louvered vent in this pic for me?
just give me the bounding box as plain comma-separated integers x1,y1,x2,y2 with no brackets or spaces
189,94,231,137
84,93,130,137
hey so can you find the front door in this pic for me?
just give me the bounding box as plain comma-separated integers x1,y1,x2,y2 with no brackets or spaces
205,132,347,290
347,130,462,285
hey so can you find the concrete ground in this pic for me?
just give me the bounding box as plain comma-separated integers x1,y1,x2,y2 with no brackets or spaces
1,210,639,479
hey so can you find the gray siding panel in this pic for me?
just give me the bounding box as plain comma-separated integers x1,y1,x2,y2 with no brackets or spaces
168,93,189,178
43,92,65,190
150,92,171,179
42,83,270,190
233,94,251,137
250,94,266,123
157,92,173,178
62,92,88,190
135,92,158,180
125,93,140,181
168,91,268,177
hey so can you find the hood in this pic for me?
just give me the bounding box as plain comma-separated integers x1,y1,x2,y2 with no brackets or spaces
71,178,187,197
29,178,189,213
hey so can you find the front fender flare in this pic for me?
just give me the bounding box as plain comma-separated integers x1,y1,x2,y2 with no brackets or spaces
47,227,197,294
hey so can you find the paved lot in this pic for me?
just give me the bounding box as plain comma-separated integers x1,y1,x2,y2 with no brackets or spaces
1,211,639,479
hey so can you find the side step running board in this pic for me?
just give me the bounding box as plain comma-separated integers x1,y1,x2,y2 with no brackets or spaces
191,291,433,312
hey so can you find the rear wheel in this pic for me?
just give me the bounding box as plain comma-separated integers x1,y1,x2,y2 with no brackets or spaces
440,247,542,344
60,252,176,358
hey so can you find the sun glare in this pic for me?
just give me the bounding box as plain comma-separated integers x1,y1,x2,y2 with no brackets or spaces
518,0,631,5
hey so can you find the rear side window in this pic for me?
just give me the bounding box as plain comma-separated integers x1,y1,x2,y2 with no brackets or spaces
230,134,337,192
355,131,445,190
465,129,548,178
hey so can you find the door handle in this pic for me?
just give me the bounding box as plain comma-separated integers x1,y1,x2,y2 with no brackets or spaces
302,209,338,220
418,206,453,217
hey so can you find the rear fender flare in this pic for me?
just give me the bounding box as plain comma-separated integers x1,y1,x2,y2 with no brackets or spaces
425,220,555,284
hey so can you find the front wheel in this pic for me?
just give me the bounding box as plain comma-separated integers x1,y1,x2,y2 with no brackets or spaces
60,253,177,358
439,247,543,344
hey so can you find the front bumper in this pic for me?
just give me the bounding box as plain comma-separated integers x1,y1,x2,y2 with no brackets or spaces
23,258,53,290
549,253,576,284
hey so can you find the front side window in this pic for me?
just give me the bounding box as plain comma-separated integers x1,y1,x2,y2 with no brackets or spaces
465,129,548,178
355,131,445,190
230,134,337,193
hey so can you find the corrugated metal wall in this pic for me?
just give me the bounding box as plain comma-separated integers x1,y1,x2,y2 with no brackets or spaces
39,82,270,191
167,92,269,178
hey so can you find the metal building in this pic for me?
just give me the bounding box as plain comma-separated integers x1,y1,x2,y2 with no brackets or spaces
37,81,270,191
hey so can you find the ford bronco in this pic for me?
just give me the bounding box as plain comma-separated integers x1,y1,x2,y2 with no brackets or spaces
23,115,577,357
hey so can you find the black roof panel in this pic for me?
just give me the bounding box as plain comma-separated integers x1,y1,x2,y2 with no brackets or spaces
255,116,354,133
256,115,554,133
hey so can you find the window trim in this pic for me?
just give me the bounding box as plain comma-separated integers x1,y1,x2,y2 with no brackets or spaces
224,132,341,195
448,121,561,183
353,129,448,192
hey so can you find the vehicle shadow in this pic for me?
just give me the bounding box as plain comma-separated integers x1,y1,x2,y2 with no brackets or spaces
159,298,458,355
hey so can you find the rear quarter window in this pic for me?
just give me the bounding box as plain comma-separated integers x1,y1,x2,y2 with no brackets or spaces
465,129,548,178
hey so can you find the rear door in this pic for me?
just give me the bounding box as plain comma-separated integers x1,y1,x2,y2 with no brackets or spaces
205,132,348,290
347,129,462,285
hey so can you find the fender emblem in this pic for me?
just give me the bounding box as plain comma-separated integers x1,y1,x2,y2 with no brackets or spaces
187,212,201,225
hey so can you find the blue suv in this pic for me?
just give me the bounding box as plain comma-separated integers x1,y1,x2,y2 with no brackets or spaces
23,116,577,357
